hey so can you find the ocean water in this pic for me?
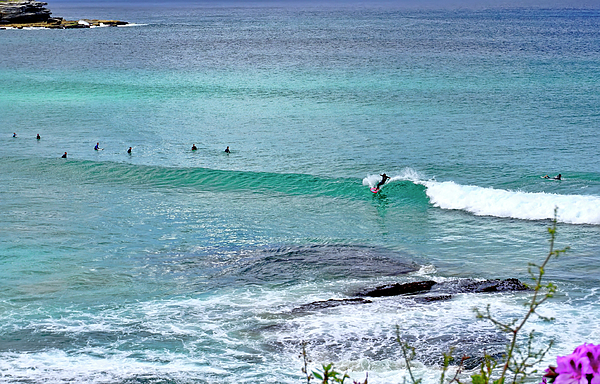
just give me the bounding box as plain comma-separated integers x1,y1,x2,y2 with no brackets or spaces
1,3,600,383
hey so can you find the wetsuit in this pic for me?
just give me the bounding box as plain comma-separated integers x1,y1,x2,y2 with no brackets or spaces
377,174,390,188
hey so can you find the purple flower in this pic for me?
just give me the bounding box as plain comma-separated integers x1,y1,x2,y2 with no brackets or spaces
554,344,600,384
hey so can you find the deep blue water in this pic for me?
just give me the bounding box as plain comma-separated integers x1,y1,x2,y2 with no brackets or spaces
1,4,599,383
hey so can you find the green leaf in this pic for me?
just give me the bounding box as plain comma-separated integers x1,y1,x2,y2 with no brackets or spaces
471,374,486,384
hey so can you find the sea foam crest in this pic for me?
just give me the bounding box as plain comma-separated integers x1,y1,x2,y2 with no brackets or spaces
422,180,600,225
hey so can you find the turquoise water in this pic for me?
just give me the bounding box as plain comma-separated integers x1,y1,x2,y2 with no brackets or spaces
1,4,600,383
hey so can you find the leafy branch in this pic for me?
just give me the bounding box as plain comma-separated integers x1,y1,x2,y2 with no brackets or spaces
474,207,568,384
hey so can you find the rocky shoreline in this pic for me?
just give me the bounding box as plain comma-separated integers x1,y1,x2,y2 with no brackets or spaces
0,0,128,29
292,278,530,313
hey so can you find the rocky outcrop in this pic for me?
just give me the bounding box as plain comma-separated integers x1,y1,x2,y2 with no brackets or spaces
0,1,52,24
0,1,128,28
357,280,437,297
291,278,530,314
358,278,529,298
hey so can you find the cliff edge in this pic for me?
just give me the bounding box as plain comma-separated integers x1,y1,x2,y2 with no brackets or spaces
0,0,52,24
0,0,128,28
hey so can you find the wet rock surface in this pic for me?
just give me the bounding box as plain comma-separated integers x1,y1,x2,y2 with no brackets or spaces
292,278,529,314
358,278,529,298
357,280,437,297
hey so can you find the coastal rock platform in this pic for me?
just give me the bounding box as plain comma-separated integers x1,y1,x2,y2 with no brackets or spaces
0,1,127,29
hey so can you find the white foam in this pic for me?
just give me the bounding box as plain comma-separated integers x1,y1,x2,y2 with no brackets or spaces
421,180,600,225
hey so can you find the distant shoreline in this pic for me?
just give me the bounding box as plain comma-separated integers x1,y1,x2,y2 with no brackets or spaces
0,18,129,29
0,0,128,29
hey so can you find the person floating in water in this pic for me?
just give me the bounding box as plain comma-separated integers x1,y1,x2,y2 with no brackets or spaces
543,174,562,180
127,147,132,154
62,152,67,158
94,142,100,150
224,146,230,153
191,144,197,151
36,134,41,140
377,173,390,189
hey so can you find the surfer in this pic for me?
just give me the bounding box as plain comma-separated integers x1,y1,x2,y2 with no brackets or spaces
61,152,67,158
225,146,230,153
377,173,390,189
94,142,100,151
127,147,132,154
13,133,16,137
191,144,197,151
36,134,40,140
553,174,562,180
543,175,550,179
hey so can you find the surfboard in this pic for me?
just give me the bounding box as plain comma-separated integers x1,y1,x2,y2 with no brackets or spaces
370,187,379,193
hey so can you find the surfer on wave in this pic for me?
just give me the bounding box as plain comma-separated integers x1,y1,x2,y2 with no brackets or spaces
377,173,390,189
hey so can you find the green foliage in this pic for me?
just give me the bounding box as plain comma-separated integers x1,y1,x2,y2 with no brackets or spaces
469,353,502,384
301,341,368,384
313,363,351,383
396,327,422,384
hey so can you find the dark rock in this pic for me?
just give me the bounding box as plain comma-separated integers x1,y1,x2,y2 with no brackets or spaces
412,294,453,303
434,278,530,294
358,280,437,297
292,298,371,313
0,1,52,24
358,278,529,299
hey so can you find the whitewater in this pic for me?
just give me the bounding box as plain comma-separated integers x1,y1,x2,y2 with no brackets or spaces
365,170,600,225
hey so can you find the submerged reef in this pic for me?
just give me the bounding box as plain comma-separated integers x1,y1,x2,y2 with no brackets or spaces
0,1,127,28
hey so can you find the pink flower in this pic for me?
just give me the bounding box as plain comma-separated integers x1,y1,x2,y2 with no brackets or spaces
554,344,600,384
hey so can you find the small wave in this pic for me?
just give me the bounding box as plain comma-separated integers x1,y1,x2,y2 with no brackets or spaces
363,169,600,225
422,180,600,225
